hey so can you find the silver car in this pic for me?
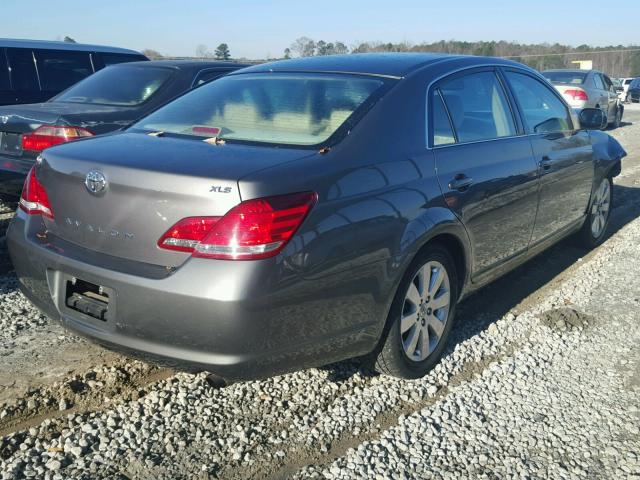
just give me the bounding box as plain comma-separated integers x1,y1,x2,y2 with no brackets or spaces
542,69,623,128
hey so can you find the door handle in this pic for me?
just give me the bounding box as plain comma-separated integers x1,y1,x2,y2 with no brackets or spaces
448,174,474,192
540,156,553,171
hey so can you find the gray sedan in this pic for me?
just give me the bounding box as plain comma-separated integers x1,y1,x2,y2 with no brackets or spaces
542,69,623,128
8,54,626,382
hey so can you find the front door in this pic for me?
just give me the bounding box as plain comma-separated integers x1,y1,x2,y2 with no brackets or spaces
502,69,594,245
431,69,539,278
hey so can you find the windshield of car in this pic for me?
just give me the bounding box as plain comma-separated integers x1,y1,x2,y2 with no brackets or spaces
631,78,640,88
132,73,385,147
53,65,174,106
542,71,587,84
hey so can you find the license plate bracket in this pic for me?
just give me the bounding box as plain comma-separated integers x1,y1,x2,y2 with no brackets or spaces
0,132,23,156
65,278,110,322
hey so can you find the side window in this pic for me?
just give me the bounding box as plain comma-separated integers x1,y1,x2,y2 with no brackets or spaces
194,70,226,86
505,71,572,134
438,71,516,143
603,75,615,93
431,89,455,146
34,50,93,92
593,74,605,90
6,48,39,92
99,53,147,67
0,51,10,90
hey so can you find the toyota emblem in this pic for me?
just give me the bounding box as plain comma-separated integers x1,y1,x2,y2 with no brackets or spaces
85,170,107,194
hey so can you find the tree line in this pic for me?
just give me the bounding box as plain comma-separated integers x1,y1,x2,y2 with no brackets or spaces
287,38,640,77
141,38,640,77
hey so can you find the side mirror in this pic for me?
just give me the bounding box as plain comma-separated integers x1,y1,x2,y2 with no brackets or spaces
578,108,607,130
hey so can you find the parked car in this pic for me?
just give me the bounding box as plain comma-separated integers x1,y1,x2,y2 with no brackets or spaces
627,78,640,103
0,38,147,106
542,69,623,128
617,77,636,102
7,54,626,382
0,60,247,196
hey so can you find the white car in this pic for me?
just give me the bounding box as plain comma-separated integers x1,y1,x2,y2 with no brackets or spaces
618,77,636,102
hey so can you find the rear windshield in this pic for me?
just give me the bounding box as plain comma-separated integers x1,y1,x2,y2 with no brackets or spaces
132,73,385,147
53,65,174,106
542,71,587,85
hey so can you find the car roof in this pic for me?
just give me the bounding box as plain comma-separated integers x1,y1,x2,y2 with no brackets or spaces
113,60,249,70
234,53,525,79
0,38,141,55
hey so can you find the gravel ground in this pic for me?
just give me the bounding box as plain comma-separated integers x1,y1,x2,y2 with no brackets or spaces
1,106,639,479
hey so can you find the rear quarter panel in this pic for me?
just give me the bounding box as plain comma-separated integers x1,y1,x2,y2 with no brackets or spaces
238,68,471,343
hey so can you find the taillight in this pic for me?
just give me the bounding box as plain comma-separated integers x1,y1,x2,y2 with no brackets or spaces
158,192,317,260
22,125,93,152
563,89,588,101
19,166,54,219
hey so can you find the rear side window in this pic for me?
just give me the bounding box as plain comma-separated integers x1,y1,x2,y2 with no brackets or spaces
593,74,605,90
134,73,385,147
99,53,147,67
0,51,9,90
34,50,93,92
53,65,174,106
6,48,39,92
431,90,455,146
438,71,516,143
505,71,572,133
193,69,227,86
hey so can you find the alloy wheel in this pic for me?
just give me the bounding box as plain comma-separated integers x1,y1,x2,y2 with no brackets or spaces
400,261,451,361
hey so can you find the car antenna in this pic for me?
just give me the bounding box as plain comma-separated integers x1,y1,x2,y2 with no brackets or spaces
203,136,226,146
318,146,331,154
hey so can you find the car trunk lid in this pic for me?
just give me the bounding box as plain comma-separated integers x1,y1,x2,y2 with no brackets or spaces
38,132,314,267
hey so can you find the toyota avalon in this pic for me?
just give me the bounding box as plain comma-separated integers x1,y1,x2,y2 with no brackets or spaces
7,54,626,381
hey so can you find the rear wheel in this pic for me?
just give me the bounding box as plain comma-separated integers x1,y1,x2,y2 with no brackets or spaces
374,245,458,379
578,176,612,248
612,107,622,129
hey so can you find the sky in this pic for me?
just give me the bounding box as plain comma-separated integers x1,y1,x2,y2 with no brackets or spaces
2,0,639,59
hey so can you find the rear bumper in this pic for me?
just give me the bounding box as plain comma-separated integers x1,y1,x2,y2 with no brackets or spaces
7,212,384,380
0,154,33,197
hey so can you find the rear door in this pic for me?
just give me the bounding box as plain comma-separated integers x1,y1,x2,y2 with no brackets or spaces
431,68,539,277
601,74,618,119
502,69,594,245
33,49,94,100
592,73,609,114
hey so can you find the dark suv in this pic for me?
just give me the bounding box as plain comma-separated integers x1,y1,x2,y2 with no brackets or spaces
0,38,147,106
628,78,640,103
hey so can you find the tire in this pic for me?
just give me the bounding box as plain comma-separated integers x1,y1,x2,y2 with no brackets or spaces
577,176,613,248
612,107,622,129
374,244,458,379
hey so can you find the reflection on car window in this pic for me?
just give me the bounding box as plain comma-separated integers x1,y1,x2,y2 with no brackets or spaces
438,71,516,143
54,66,173,106
432,90,455,145
34,50,93,92
134,73,385,147
505,72,572,134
